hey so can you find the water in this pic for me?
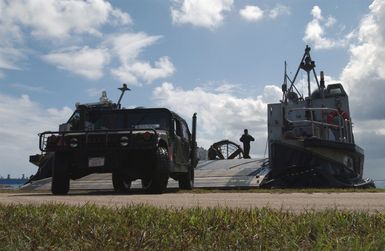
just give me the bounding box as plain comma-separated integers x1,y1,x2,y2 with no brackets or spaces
0,179,28,189
374,180,385,189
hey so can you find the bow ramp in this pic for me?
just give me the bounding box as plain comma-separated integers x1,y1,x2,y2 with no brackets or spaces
194,158,269,188
21,158,269,191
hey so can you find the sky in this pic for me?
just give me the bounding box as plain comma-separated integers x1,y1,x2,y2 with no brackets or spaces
0,0,384,180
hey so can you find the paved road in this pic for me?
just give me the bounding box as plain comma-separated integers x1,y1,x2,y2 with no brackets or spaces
1,191,385,213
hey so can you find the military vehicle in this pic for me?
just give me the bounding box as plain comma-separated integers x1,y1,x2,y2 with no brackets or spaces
29,85,198,195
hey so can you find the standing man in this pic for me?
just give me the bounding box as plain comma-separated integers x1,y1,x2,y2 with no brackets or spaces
240,129,255,158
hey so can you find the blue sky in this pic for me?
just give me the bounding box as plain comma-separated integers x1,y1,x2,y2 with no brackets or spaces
1,0,384,180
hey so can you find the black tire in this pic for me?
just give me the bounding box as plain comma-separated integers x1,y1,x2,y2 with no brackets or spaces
51,153,70,195
178,166,194,190
142,147,169,194
112,172,132,193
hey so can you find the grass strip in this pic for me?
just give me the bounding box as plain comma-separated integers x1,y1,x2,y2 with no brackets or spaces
0,204,384,250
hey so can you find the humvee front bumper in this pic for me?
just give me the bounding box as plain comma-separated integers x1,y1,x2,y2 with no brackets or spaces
39,129,161,179
39,129,159,152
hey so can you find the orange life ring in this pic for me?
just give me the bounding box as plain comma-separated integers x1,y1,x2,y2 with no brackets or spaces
326,110,349,125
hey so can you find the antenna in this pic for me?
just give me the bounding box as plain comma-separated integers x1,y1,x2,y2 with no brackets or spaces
282,61,288,102
117,83,131,109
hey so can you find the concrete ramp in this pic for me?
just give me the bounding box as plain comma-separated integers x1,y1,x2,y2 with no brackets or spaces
21,158,270,191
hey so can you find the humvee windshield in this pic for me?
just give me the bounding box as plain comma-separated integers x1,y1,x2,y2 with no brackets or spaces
68,109,171,131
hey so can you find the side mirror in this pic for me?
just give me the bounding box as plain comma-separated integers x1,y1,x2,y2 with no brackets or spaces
59,123,71,132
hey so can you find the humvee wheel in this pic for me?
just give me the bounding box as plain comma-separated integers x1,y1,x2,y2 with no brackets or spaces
51,153,70,195
112,172,132,193
142,147,169,194
178,166,194,190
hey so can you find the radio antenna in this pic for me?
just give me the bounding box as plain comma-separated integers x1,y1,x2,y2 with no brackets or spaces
117,83,131,109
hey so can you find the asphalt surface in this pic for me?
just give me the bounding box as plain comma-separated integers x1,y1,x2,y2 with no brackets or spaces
1,191,385,213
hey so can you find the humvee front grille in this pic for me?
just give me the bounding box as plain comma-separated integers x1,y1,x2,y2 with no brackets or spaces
39,129,158,151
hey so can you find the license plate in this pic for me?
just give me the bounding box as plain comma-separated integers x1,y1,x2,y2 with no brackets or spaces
88,157,105,167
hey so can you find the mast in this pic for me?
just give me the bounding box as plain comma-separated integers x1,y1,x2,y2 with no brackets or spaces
283,45,322,102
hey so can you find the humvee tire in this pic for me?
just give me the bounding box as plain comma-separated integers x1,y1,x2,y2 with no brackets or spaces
112,172,132,193
178,166,194,190
51,153,70,195
141,147,169,194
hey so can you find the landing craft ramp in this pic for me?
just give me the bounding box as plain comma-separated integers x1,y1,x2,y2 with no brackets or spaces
21,158,269,191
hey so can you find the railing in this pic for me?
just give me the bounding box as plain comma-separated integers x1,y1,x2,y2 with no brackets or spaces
286,107,354,143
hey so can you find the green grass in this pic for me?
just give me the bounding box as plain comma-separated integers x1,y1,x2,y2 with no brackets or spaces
0,204,384,250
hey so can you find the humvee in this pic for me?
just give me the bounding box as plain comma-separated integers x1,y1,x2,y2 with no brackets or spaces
30,85,198,195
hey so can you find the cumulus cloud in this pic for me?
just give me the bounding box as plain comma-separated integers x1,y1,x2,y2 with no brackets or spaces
0,0,131,40
107,33,161,64
0,1,174,84
153,82,281,155
268,4,291,19
239,4,290,23
171,0,233,29
40,32,174,82
10,83,49,93
112,57,175,85
341,0,385,120
107,33,175,85
0,92,72,177
338,0,385,179
239,5,264,22
42,47,110,80
0,0,131,77
303,5,350,49
0,47,24,70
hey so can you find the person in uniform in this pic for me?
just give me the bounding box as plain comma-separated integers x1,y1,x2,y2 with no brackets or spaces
240,129,255,158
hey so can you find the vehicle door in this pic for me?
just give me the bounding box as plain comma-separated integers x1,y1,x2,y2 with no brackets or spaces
172,118,191,168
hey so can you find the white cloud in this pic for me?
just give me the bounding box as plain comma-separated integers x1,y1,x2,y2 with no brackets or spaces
0,0,131,40
214,83,239,94
325,16,336,28
0,47,24,70
0,0,131,77
37,32,175,83
112,57,175,85
10,83,49,93
239,5,264,22
268,4,291,19
0,1,174,84
341,0,385,120
239,4,290,23
42,47,110,80
153,82,281,156
171,0,233,29
303,5,350,49
0,92,72,177
339,0,385,179
107,33,161,64
311,5,322,20
107,33,175,85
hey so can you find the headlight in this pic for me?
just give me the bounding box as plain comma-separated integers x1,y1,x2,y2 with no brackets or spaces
120,136,129,147
69,137,78,148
